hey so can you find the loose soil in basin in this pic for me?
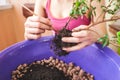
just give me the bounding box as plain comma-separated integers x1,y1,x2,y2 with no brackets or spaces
11,57,94,80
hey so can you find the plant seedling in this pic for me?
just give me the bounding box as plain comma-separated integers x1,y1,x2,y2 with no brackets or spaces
51,0,120,56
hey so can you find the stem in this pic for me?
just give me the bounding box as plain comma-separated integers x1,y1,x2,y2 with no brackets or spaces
87,15,120,47
89,0,94,23
96,0,114,23
64,17,72,29
103,0,114,20
106,0,114,8
64,0,75,29
88,16,120,28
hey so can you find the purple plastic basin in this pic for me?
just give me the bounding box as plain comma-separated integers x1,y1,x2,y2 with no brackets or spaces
0,36,120,80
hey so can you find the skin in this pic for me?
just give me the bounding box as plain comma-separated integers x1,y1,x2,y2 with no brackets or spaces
24,0,107,52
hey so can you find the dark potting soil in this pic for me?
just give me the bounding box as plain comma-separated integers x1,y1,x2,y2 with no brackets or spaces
51,28,78,56
12,57,94,80
18,64,70,80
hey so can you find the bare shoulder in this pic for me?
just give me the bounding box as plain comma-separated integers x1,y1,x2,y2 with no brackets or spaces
35,0,47,8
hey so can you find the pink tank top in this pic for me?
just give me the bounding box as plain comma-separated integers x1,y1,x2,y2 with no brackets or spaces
45,0,90,31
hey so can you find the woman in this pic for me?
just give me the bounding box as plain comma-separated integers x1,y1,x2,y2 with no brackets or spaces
24,0,107,52
0,1,120,80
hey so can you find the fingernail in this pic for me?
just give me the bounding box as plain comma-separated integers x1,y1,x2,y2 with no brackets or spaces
62,47,67,50
61,38,65,41
72,29,79,32
72,29,75,31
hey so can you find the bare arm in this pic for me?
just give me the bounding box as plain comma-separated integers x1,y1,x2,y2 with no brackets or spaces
24,0,52,40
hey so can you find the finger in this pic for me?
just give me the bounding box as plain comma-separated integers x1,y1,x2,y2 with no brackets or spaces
72,25,88,31
62,41,91,52
39,17,52,26
27,21,52,30
24,32,41,40
25,27,45,34
25,21,40,28
39,22,52,30
27,16,40,23
62,37,89,43
28,16,52,26
72,30,89,37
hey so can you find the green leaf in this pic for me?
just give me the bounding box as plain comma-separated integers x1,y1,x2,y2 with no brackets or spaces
97,34,109,47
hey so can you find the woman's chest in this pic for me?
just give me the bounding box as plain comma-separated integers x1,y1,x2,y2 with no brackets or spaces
50,0,73,19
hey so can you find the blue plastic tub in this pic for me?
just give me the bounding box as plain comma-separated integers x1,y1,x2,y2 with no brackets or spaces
0,36,120,80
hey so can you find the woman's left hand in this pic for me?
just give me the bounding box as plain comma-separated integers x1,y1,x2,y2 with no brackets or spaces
62,25,100,52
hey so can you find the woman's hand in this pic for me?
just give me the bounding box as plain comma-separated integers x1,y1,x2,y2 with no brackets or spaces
24,16,52,40
62,25,100,52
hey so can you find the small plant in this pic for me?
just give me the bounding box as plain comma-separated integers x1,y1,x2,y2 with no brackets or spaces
51,0,120,56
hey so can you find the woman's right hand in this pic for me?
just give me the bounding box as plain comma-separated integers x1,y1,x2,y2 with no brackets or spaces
24,16,52,40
